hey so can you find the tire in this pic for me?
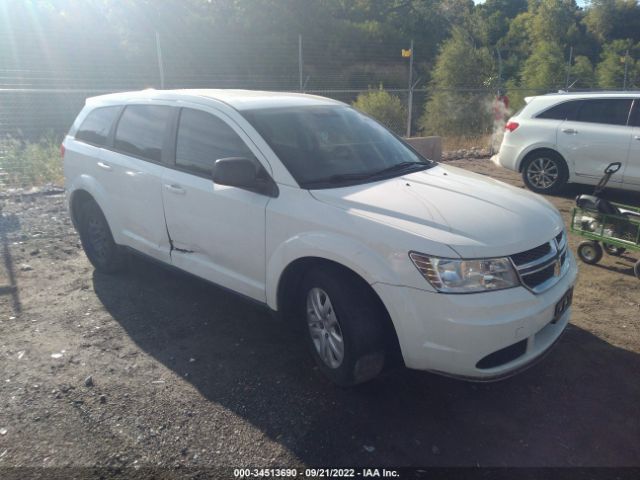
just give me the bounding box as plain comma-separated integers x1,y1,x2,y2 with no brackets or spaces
577,241,603,265
603,243,626,256
521,151,569,195
634,261,640,280
300,266,387,386
77,200,126,273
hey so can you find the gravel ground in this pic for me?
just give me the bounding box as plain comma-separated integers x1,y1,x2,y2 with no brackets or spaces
0,158,639,477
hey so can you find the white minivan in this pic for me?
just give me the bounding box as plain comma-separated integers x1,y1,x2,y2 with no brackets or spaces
495,92,640,194
64,89,577,385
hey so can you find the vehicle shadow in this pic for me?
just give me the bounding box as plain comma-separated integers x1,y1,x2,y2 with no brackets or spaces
0,212,22,313
556,183,640,207
93,256,640,467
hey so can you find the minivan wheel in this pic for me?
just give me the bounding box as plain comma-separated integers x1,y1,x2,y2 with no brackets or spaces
522,151,568,194
300,267,386,386
78,201,126,273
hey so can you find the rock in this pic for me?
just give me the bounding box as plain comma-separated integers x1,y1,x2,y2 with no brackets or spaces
99,394,107,404
20,264,33,271
84,375,94,387
0,428,7,436
51,353,63,359
30,249,40,256
432,445,441,455
363,445,375,453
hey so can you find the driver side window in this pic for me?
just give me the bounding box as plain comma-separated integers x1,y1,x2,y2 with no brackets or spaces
176,108,255,177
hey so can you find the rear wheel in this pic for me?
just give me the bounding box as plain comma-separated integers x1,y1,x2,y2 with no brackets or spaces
577,241,603,265
521,151,568,194
77,201,126,273
300,266,387,386
634,261,640,280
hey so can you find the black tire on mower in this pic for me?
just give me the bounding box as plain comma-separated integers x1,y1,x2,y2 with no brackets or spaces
577,241,603,265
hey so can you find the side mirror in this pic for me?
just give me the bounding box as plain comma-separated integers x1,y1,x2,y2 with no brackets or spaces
212,157,278,197
212,157,258,188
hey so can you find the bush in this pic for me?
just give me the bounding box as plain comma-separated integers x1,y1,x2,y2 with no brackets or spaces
353,88,407,135
0,134,63,188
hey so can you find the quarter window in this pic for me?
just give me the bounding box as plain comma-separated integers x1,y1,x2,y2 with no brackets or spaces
536,101,577,121
575,99,632,126
176,108,255,176
114,105,172,162
75,106,121,146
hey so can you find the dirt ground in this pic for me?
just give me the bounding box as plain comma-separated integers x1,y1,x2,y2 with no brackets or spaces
0,158,639,476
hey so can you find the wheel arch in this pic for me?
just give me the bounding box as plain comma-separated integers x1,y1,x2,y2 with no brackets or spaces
275,255,403,366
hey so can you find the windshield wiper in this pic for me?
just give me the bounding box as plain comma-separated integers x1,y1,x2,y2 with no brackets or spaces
304,161,431,188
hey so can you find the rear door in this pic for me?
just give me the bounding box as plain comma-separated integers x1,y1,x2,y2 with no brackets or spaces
624,99,640,188
556,98,633,186
161,106,270,301
108,104,174,262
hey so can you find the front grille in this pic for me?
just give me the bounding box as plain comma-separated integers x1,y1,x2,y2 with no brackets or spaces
510,232,568,294
522,264,556,289
511,243,551,266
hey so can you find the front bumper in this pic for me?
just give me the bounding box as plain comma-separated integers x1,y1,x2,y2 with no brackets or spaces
373,250,578,379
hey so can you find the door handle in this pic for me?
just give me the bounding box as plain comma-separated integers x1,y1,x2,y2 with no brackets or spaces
97,161,112,171
634,135,640,141
164,184,186,195
562,128,578,135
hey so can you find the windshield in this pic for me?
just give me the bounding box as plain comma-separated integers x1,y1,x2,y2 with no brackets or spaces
242,105,434,188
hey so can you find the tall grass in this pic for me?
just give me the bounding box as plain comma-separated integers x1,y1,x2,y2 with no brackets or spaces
0,134,63,188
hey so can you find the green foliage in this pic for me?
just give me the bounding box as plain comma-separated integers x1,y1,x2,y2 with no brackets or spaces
520,41,567,90
596,40,640,89
420,29,495,136
570,55,596,89
0,135,63,188
353,88,407,135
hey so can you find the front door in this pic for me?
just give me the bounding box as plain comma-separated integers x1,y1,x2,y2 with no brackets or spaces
161,107,271,301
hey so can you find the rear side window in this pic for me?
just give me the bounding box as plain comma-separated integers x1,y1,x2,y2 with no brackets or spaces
575,99,632,126
536,101,577,121
75,106,121,146
175,108,255,176
630,100,640,127
114,105,172,162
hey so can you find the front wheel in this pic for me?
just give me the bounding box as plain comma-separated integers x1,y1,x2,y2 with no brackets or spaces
300,266,387,386
522,152,568,194
577,241,603,265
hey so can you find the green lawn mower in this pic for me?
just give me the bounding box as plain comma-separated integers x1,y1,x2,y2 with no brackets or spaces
572,162,640,279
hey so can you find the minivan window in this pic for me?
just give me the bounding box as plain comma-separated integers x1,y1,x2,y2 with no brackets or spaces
575,99,632,126
114,105,172,162
243,106,432,188
75,106,121,146
176,108,255,176
536,101,577,121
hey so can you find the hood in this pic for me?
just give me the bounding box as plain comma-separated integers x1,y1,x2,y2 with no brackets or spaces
309,164,564,259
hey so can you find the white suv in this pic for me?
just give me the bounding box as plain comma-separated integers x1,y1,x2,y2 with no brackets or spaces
495,92,640,194
64,89,577,385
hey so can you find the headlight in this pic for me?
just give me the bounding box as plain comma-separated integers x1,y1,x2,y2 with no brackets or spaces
409,252,520,293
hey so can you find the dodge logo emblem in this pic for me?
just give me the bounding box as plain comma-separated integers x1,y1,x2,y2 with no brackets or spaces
554,259,561,277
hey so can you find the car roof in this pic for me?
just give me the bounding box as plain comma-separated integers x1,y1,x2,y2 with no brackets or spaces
85,89,345,111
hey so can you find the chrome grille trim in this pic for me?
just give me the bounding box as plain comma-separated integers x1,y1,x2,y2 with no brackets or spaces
510,232,568,294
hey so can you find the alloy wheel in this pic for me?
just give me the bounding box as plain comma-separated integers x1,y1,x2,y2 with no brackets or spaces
306,287,345,369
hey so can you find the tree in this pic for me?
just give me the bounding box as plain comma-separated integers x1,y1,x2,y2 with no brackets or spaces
596,40,640,89
520,41,567,90
584,0,640,43
569,55,596,89
353,88,407,135
419,28,495,136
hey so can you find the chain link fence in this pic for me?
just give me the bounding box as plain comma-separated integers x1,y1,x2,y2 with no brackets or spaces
0,31,521,189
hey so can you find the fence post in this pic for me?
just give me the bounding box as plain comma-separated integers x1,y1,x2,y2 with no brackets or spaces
623,49,629,90
155,32,165,89
298,34,304,92
565,46,573,90
406,39,414,138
